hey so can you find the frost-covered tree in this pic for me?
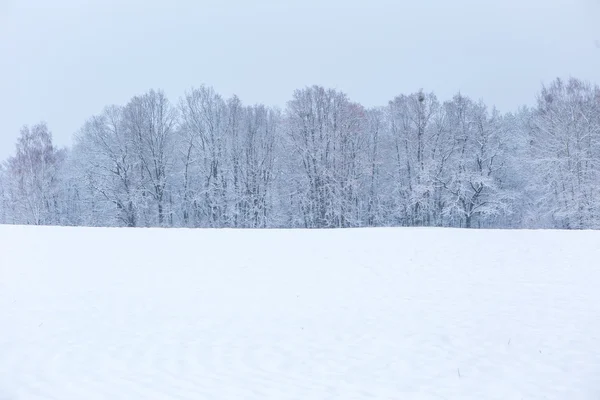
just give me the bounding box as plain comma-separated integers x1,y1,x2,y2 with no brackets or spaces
494,107,531,228
0,164,8,224
4,123,65,225
178,85,229,227
438,95,513,228
527,78,600,229
229,101,280,227
74,105,141,227
386,91,443,226
285,86,368,228
363,107,388,226
2,78,599,230
123,89,178,226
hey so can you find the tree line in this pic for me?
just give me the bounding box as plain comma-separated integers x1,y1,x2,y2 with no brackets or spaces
1,77,599,229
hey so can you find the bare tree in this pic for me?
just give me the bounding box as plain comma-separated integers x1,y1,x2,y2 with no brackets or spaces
123,89,178,226
285,86,367,228
229,102,279,227
0,163,8,223
3,78,599,230
178,85,228,227
438,95,513,228
74,106,142,226
5,123,64,225
527,78,600,229
387,91,442,226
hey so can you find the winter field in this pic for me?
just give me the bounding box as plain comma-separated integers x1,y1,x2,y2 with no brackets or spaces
1,225,599,399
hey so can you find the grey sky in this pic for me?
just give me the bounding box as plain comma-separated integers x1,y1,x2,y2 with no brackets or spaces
1,0,599,159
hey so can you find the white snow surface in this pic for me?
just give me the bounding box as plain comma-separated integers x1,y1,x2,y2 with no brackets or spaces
1,225,599,399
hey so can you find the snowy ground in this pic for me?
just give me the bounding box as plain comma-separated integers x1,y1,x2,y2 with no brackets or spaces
1,226,599,399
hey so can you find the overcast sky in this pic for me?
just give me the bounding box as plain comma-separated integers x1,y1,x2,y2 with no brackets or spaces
1,0,599,159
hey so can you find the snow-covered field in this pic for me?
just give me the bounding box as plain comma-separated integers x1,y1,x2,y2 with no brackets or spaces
1,226,599,399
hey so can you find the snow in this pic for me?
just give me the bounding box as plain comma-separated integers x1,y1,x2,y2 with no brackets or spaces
1,225,599,399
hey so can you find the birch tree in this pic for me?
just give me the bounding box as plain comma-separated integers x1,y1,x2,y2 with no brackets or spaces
5,123,64,225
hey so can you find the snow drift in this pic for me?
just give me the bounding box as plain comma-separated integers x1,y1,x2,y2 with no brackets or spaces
1,225,599,399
